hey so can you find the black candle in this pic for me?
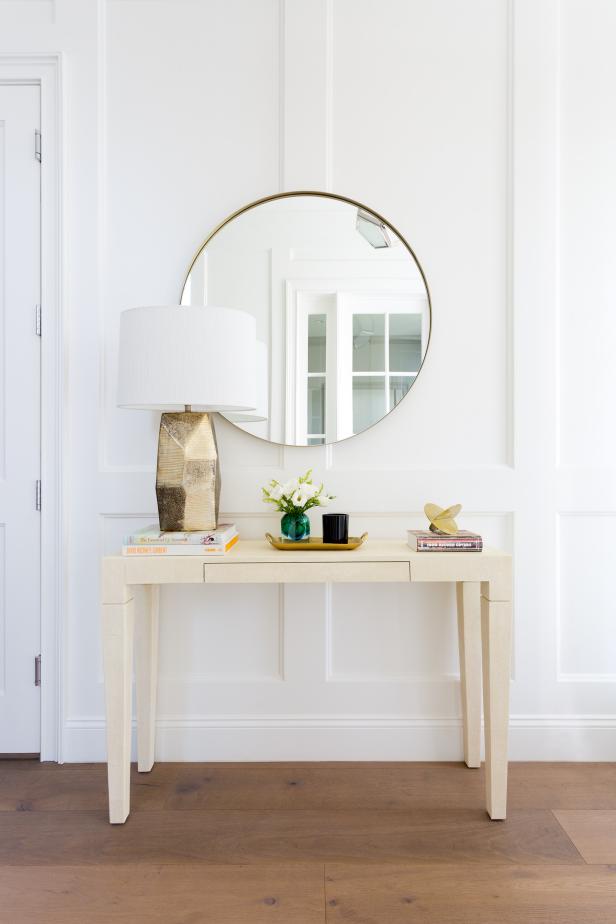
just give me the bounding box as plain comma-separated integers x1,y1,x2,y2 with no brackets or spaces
322,513,349,544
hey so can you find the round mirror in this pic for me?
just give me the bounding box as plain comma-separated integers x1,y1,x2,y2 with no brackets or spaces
181,192,431,446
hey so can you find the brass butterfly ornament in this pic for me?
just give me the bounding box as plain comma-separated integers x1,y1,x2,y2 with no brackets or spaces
424,503,462,536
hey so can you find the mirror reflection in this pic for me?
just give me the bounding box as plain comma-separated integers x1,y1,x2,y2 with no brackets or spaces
181,193,430,446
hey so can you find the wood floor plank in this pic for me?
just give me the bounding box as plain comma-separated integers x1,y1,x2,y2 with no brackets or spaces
3,762,616,813
324,862,616,924
0,808,582,866
161,763,486,813
508,763,616,810
0,863,325,923
553,811,616,864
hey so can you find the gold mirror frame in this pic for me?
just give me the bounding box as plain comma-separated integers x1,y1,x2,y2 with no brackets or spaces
180,190,432,448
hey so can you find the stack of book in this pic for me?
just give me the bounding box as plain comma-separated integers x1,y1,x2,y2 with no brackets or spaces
122,523,239,556
407,529,483,552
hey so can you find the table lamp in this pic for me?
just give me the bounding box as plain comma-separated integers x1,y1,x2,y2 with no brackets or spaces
117,305,257,531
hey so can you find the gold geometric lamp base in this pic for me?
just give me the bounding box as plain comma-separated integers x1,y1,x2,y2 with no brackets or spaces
156,411,220,531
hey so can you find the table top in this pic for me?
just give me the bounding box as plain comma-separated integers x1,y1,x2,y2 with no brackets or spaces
109,538,510,564
102,539,512,603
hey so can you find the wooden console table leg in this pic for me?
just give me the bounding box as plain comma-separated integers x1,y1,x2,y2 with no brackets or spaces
456,581,482,768
136,585,159,773
481,594,512,820
101,596,135,824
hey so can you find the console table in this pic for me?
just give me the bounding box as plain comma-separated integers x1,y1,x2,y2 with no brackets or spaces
101,540,512,824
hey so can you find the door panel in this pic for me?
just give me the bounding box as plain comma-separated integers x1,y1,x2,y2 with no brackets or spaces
0,85,41,754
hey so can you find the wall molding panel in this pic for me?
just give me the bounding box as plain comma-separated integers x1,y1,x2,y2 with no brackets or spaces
556,512,616,683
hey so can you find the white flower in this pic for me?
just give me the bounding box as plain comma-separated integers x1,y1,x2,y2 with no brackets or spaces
269,484,283,501
294,485,318,507
282,478,299,496
318,494,331,506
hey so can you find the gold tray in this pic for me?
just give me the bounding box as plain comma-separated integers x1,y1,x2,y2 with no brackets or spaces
265,532,368,551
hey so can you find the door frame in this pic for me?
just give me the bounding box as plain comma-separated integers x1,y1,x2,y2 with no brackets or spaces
0,55,64,761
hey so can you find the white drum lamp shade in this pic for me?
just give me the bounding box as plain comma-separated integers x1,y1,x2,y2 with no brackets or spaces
117,305,257,411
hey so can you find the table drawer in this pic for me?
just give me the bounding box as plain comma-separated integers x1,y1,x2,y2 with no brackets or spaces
203,560,411,584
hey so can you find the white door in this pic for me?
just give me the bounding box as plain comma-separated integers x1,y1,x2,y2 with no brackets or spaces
0,85,41,754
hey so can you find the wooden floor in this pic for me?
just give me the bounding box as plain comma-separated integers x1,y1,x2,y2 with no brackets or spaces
1,761,616,922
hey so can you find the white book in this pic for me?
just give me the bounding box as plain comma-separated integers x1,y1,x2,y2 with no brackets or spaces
125,523,237,546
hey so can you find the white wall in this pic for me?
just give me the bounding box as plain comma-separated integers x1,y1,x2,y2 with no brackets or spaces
2,0,615,761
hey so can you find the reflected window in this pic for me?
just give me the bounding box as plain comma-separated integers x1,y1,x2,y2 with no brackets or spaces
306,315,327,443
308,314,327,373
350,309,421,435
353,314,385,371
296,302,422,446
307,375,325,442
389,374,413,407
353,375,386,434
389,314,422,372
297,296,425,444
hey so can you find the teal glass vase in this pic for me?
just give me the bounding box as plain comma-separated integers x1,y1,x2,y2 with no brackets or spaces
281,510,310,541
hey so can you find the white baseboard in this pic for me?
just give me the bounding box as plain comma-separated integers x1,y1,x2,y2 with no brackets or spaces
62,714,616,762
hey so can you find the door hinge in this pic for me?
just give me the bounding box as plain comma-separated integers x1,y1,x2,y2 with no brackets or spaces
35,304,42,336
35,479,42,511
35,130,42,163
35,655,41,687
